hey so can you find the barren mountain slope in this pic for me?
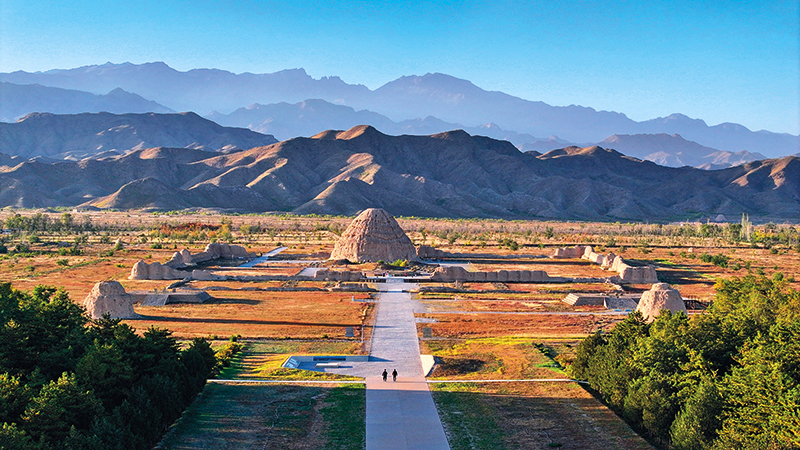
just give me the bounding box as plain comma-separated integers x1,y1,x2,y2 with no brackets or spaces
0,125,797,221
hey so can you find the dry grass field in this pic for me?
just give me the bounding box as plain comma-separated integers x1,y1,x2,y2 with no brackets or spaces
419,312,619,340
131,289,371,340
432,381,654,450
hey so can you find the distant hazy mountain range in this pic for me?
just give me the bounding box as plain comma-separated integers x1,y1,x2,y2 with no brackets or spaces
1,62,797,160
0,81,172,122
206,100,770,170
0,112,277,160
0,125,797,222
597,134,767,170
206,99,542,147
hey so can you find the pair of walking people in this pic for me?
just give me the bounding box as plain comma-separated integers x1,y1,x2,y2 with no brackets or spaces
382,369,397,382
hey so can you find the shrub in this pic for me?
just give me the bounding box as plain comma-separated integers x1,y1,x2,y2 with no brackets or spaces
711,254,729,268
213,338,244,375
58,246,83,256
700,253,728,268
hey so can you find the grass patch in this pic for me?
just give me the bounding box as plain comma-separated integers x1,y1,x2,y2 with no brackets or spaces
219,340,364,380
430,382,653,450
157,382,365,449
425,337,567,379
431,383,506,450
255,368,362,381
320,384,366,449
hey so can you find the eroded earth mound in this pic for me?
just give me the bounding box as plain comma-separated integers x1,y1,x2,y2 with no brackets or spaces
329,208,417,263
83,281,138,319
636,283,687,322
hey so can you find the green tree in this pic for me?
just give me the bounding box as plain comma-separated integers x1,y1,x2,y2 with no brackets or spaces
21,373,103,445
4,214,26,231
623,372,679,442
581,313,649,409
741,213,752,241
0,284,215,450
0,373,33,424
0,422,37,450
59,213,74,232
0,284,88,379
178,338,216,402
671,379,722,450
568,330,605,380
75,341,134,410
727,223,743,242
715,322,800,449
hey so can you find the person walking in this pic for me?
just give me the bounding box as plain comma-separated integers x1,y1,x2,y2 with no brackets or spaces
382,369,388,382
392,369,397,382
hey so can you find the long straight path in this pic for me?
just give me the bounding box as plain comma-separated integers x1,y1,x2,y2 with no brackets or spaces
366,278,450,450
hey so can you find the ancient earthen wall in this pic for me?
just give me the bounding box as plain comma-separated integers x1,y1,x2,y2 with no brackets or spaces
417,245,447,259
429,265,552,283
313,269,364,282
552,245,590,259
131,243,257,281
129,261,186,280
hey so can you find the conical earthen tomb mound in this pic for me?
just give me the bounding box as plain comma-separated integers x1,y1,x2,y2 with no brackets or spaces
330,208,417,263
636,283,687,322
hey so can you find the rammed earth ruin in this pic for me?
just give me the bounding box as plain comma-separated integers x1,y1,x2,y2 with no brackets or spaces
329,208,418,263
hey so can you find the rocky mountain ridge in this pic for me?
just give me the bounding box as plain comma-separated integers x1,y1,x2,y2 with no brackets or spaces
208,101,774,169
0,125,796,222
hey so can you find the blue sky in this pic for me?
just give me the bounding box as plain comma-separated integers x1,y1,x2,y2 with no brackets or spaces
1,0,798,134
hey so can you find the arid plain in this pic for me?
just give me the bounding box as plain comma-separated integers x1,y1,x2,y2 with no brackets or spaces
1,210,797,449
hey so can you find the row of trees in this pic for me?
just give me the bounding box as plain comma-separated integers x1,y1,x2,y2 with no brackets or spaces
3,213,93,234
3,210,798,249
0,284,217,450
569,275,800,449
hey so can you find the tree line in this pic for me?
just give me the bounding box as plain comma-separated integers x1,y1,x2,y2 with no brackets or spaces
568,275,800,449
0,283,217,450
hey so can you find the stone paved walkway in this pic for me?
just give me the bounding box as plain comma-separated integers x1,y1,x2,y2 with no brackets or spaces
365,278,450,450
